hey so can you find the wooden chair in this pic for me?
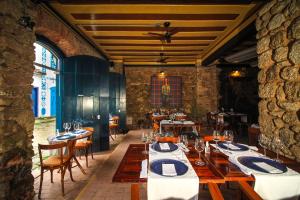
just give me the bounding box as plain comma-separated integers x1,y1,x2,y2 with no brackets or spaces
152,122,160,133
109,123,119,140
74,127,94,167
38,140,76,199
248,127,260,146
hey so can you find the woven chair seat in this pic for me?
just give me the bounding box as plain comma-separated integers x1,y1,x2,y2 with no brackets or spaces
75,141,92,149
42,156,68,168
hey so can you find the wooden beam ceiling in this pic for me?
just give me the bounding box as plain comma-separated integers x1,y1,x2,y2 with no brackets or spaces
48,1,263,66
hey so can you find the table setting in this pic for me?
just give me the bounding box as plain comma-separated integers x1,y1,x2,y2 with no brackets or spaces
144,141,200,200
209,131,300,200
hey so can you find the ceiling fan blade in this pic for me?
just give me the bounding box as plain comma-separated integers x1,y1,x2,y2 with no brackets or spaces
146,32,164,37
168,28,179,36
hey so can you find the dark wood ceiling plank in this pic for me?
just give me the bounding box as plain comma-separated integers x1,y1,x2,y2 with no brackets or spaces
94,36,217,40
72,13,239,20
82,26,226,32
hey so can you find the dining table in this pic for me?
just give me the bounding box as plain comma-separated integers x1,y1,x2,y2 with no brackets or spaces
113,141,300,200
49,129,92,175
159,120,195,135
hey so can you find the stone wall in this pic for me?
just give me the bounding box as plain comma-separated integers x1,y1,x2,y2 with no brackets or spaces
0,0,36,199
256,0,300,161
35,5,101,58
125,66,219,125
196,65,220,115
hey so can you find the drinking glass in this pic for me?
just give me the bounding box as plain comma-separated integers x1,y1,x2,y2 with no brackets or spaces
141,132,149,155
273,137,284,163
66,122,71,133
63,123,68,133
212,130,220,152
258,134,268,156
194,138,205,166
182,135,189,147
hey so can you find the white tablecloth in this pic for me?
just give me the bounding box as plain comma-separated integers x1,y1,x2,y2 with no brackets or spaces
147,144,199,200
159,120,195,133
228,152,300,200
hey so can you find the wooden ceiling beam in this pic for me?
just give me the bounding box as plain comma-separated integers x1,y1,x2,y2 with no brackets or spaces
82,26,226,32
93,36,217,40
72,13,239,20
99,43,209,46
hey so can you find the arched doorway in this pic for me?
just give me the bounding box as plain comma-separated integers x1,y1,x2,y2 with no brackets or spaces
31,39,63,171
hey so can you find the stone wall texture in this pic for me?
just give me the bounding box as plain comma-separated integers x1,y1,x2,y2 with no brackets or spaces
256,0,300,161
35,5,101,58
0,0,36,199
125,66,219,125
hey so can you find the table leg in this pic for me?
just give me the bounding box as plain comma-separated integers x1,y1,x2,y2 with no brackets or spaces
73,155,86,174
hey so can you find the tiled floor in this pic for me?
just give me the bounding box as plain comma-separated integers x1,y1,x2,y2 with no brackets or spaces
34,129,243,200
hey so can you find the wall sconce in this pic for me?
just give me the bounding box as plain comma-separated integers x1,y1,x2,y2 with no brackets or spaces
229,69,246,78
158,71,166,79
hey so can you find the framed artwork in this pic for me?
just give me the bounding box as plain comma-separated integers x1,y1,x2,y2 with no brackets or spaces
151,76,182,108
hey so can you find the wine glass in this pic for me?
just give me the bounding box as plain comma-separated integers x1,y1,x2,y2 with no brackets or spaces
74,123,79,132
195,138,205,166
67,122,71,133
224,130,234,150
258,134,268,156
273,137,284,163
141,132,149,155
212,130,220,152
63,123,68,133
182,135,189,147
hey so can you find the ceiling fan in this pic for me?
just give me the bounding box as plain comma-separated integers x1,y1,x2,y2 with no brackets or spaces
157,53,170,64
146,22,178,43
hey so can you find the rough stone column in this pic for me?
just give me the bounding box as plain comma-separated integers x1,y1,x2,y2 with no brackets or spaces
256,0,300,161
0,0,36,198
196,63,220,116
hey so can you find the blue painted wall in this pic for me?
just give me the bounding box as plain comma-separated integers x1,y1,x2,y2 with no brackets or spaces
62,55,110,151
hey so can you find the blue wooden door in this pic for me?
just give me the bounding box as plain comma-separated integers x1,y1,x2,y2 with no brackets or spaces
50,87,56,116
31,87,38,117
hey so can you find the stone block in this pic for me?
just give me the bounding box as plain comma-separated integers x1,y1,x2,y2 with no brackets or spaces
268,13,286,31
277,101,300,111
289,16,300,39
289,40,300,64
257,69,266,83
256,28,269,39
280,66,299,81
270,31,288,49
274,47,289,62
258,50,274,69
291,145,300,162
258,1,276,17
273,118,285,128
284,81,300,100
282,111,299,124
259,82,278,98
270,0,289,15
257,35,270,54
279,127,296,147
265,65,280,82
256,17,264,31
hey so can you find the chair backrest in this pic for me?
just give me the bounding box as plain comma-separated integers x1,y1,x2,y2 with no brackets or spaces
83,127,94,132
38,142,66,166
248,127,260,146
156,136,178,143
